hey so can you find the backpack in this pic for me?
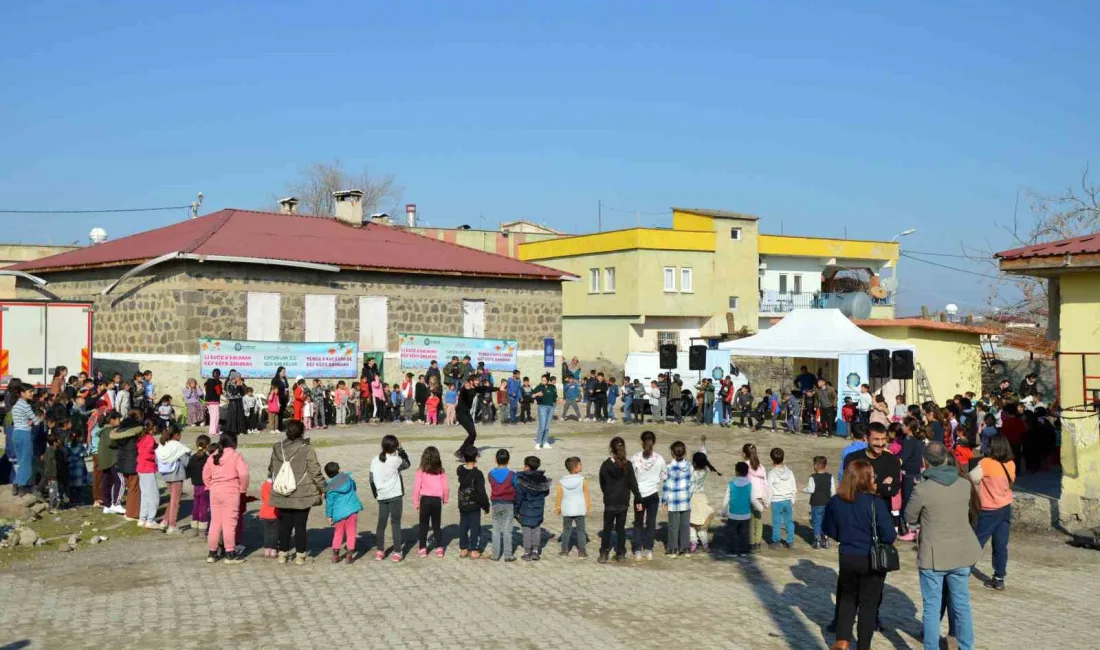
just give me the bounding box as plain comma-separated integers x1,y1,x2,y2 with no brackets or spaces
272,441,302,496
458,475,478,511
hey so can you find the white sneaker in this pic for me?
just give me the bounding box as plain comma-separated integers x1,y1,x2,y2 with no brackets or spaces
536,444,543,450
543,443,553,449
102,507,112,515
111,505,126,514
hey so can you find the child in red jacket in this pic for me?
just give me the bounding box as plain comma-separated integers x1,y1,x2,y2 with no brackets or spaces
135,422,161,529
260,477,278,557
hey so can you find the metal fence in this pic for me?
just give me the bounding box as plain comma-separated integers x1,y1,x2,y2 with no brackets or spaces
758,291,894,314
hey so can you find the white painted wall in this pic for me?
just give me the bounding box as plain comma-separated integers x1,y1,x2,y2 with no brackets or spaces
759,256,825,294
629,316,709,353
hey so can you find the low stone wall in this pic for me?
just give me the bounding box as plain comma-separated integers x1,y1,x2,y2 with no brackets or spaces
730,356,793,394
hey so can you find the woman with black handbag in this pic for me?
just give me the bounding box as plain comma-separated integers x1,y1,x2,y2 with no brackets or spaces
822,459,897,650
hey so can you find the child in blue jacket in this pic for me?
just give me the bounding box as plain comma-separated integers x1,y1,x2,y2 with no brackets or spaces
514,456,551,561
325,462,364,563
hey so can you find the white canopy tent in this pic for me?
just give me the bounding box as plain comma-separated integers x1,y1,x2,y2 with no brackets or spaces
718,309,915,359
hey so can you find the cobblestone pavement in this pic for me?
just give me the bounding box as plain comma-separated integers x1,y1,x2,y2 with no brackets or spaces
3,420,1098,649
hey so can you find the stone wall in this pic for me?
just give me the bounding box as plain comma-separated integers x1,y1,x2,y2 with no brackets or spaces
16,261,563,401
982,357,1056,402
18,262,562,355
730,356,795,394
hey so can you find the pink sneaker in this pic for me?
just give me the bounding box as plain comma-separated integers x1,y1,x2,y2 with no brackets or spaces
417,548,428,558
434,548,445,558
689,542,698,553
391,552,403,563
898,532,917,542
375,551,386,561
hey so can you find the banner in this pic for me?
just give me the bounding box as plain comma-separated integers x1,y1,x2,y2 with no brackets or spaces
837,352,869,405
398,333,518,371
543,338,555,368
199,338,359,379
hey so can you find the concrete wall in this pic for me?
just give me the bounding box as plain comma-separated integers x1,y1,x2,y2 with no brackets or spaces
0,244,80,298
562,317,633,364
1053,271,1100,526
17,261,562,402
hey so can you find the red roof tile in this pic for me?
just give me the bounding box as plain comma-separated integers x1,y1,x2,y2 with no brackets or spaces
12,209,574,280
996,232,1100,260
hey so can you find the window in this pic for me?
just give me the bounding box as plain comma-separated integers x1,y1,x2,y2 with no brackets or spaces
730,227,742,241
793,274,802,295
246,292,281,341
657,331,678,347
604,267,616,293
463,299,485,338
359,296,388,351
778,273,788,294
588,268,600,293
729,296,740,310
304,294,336,342
663,267,676,292
681,267,693,293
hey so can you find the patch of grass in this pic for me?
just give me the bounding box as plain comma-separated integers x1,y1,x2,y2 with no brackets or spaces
0,505,152,569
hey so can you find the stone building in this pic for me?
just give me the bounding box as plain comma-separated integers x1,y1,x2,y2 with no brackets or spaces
11,192,570,402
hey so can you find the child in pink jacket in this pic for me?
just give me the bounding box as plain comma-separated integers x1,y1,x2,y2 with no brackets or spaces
413,446,450,557
202,434,251,564
135,425,160,529
742,443,771,551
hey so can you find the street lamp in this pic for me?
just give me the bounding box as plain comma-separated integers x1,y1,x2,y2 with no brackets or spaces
890,228,916,242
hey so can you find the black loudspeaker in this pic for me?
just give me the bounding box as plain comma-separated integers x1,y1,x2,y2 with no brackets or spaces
659,344,678,369
688,345,707,370
891,350,914,380
868,349,891,379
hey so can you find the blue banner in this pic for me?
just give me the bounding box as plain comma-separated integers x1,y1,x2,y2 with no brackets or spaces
837,352,869,436
543,338,555,367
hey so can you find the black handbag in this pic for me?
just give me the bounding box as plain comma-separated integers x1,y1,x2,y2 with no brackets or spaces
869,498,900,573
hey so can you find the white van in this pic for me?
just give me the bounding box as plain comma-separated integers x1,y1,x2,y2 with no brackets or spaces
623,350,748,399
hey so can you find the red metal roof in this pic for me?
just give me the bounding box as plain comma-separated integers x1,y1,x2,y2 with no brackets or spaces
996,232,1100,260
12,209,573,280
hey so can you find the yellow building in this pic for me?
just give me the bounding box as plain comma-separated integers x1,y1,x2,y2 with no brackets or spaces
998,234,1100,525
855,319,994,405
519,207,900,365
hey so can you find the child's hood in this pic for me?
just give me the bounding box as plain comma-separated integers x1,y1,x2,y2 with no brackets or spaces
488,467,513,484
771,466,794,482
631,451,665,472
731,476,752,488
516,469,551,493
326,472,355,495
154,439,191,463
559,473,585,490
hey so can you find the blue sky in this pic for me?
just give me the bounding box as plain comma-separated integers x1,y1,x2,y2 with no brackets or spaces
2,1,1097,314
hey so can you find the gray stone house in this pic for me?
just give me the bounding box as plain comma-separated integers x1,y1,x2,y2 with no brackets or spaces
11,192,570,402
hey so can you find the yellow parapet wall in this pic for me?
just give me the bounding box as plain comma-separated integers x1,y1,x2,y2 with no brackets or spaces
759,234,898,262
518,228,715,260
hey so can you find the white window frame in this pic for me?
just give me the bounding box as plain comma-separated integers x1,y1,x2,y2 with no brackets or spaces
604,267,616,293
463,299,485,338
358,296,389,352
663,267,676,292
729,296,740,310
680,267,694,293
246,292,281,341
304,294,336,342
730,227,742,241
588,268,600,294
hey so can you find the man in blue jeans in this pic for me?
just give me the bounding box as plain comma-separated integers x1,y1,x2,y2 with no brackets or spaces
530,373,557,450
904,442,981,650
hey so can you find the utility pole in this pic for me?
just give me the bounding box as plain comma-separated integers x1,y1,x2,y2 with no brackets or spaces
597,199,602,232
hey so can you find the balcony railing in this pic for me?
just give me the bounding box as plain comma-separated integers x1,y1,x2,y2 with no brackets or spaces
759,291,894,314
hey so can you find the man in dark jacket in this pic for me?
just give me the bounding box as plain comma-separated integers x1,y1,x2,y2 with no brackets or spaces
817,378,837,435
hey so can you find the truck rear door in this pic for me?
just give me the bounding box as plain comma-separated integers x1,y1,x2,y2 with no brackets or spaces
46,303,92,379
0,302,48,387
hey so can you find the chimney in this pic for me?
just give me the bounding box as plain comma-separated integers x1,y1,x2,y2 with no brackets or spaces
333,189,364,226
278,196,299,214
405,203,417,227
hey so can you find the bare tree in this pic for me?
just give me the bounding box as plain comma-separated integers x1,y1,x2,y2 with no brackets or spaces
281,160,401,217
964,165,1100,314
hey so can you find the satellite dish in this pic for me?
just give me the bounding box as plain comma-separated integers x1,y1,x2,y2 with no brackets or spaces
881,277,898,292
88,227,108,244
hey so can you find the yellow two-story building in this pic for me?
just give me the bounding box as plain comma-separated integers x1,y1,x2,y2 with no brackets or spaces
518,207,899,365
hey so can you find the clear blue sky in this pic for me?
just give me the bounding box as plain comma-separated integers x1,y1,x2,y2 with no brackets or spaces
2,1,1097,314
